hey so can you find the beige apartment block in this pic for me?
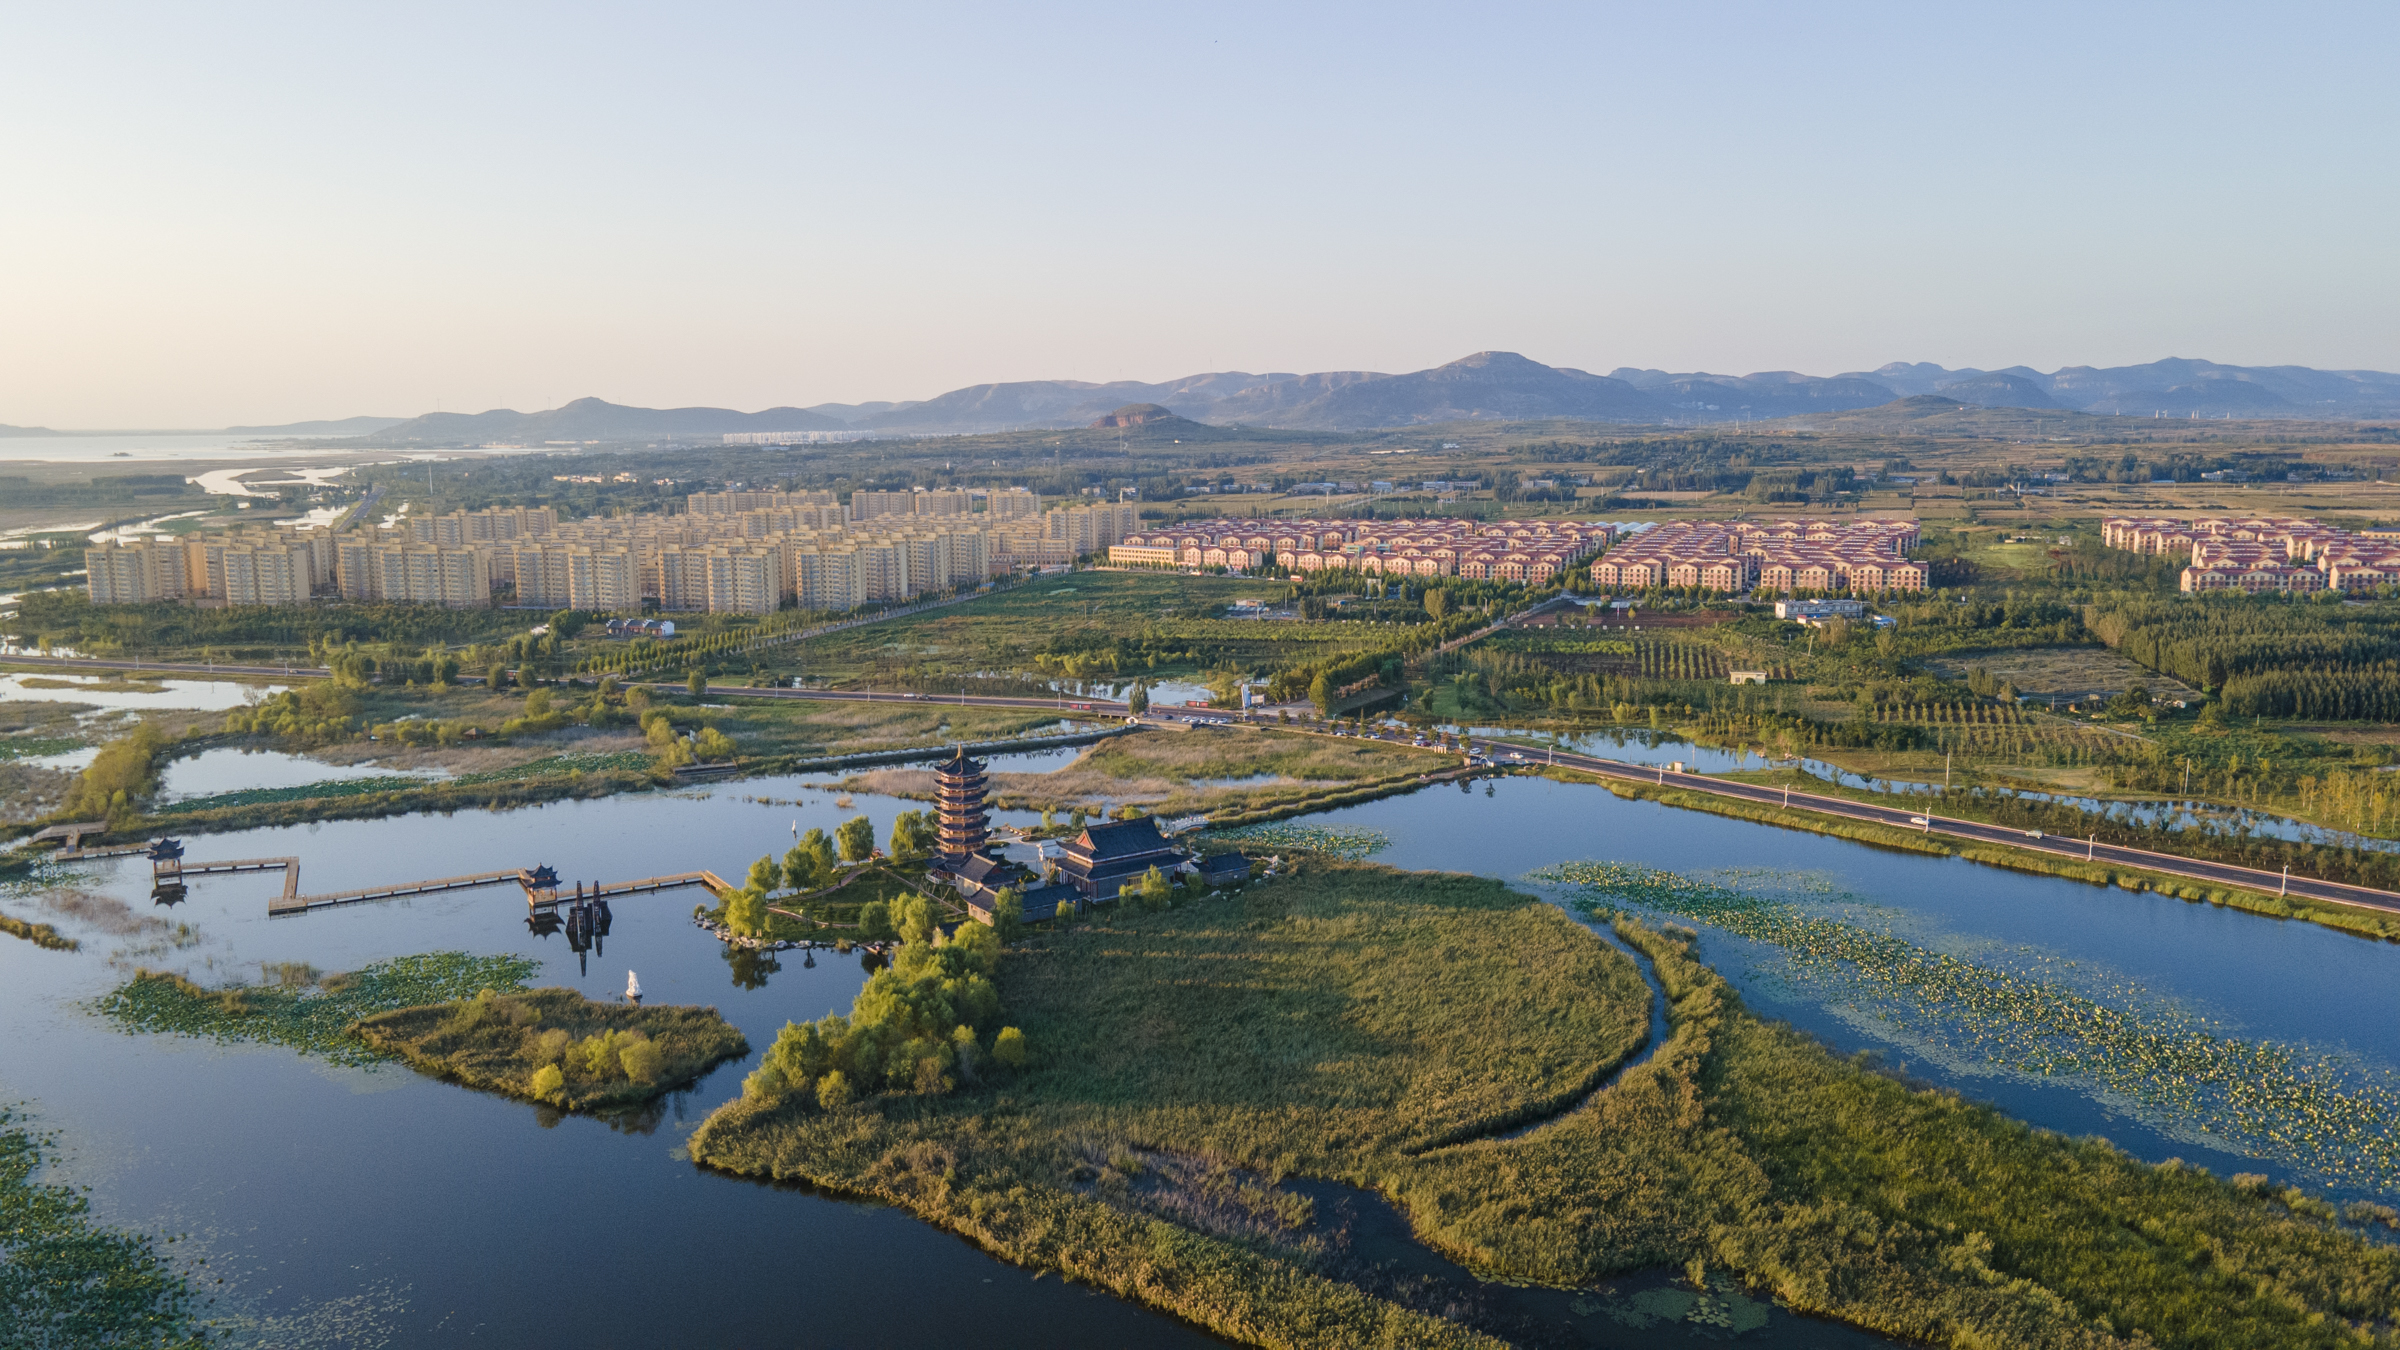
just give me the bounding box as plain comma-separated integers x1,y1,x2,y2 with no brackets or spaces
686,489,836,515
985,487,1041,521
221,540,313,606
84,539,191,604
566,545,642,611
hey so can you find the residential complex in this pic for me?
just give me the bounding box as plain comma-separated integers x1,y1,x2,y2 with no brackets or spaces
1590,519,1924,594
85,492,1136,615
1109,517,1611,581
2103,516,2395,593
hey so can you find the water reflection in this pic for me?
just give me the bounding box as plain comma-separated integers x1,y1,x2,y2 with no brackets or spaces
724,945,781,989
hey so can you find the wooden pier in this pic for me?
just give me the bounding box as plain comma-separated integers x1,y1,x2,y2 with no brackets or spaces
273,869,529,916
523,872,734,908
271,866,732,917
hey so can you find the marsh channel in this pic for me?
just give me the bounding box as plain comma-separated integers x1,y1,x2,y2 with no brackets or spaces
9,740,2400,1345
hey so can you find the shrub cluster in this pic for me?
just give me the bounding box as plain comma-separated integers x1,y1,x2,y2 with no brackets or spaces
743,918,1017,1107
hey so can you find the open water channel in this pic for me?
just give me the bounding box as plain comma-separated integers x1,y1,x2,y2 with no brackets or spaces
7,758,2399,1345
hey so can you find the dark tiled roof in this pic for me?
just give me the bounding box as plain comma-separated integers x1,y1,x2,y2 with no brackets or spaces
1069,817,1170,862
1198,852,1250,880
936,748,987,777
1018,881,1079,919
955,853,1010,884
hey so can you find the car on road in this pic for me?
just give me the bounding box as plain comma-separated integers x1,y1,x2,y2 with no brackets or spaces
2026,830,2044,840
1909,816,1930,827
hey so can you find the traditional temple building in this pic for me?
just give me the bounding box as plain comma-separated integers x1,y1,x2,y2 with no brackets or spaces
934,748,991,859
1056,817,1183,898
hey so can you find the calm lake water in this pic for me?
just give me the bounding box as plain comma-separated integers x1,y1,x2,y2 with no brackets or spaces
9,764,2394,1344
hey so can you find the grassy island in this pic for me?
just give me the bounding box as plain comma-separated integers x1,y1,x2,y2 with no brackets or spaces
353,987,749,1111
690,859,2400,1350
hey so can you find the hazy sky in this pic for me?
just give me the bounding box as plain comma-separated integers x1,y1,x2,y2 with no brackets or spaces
4,2,2395,427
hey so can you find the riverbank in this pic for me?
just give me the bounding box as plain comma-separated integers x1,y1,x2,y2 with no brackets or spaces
1550,767,2400,943
2,724,1139,853
688,859,2400,1349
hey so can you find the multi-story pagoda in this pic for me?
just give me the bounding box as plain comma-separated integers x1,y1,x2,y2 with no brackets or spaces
934,747,991,860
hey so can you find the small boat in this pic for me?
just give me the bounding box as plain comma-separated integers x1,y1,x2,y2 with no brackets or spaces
625,971,643,1003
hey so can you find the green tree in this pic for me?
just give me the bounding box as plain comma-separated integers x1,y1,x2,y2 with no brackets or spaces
1138,865,1172,910
989,885,1023,941
837,815,876,863
723,887,767,938
529,1062,565,1102
65,723,167,821
992,1026,1027,1069
785,828,835,892
894,894,937,946
1309,671,1335,715
619,1037,664,1083
687,668,708,698
888,809,937,862
1425,588,1449,619
746,854,783,895
815,1069,853,1110
857,899,895,942
693,725,737,760
484,662,508,691
1127,683,1149,715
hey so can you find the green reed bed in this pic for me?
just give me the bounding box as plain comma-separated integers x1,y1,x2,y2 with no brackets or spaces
95,952,541,1067
1531,860,2400,1194
1,1105,211,1349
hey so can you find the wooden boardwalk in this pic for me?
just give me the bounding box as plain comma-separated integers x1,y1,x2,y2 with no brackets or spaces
272,867,733,917
527,872,734,907
272,869,528,916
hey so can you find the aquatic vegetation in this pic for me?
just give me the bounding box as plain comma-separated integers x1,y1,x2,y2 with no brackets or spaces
94,952,542,1067
153,774,426,814
0,911,78,951
0,1105,210,1348
1530,859,2400,1192
353,986,748,1111
1209,821,1391,858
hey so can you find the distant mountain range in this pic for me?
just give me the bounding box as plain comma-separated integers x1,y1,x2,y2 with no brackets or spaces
224,415,411,436
0,415,409,438
177,354,2400,445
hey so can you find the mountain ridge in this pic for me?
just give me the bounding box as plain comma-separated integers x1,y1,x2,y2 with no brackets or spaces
354,354,2400,443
